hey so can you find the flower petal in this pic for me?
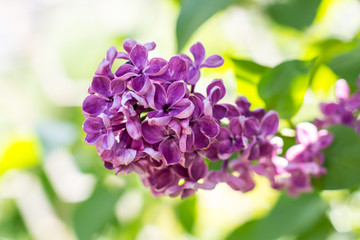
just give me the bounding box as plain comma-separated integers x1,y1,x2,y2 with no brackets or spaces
144,58,168,76
206,79,226,104
169,98,194,119
141,121,166,144
192,123,210,149
92,76,111,97
190,42,205,67
153,83,167,110
159,138,181,165
244,117,259,137
189,95,204,120
167,81,187,106
144,41,156,51
123,38,137,53
111,79,127,95
126,117,142,140
130,44,148,71
335,79,350,100
198,116,220,138
259,110,279,136
201,55,224,68
296,122,318,145
168,56,188,81
82,95,107,116
189,153,208,181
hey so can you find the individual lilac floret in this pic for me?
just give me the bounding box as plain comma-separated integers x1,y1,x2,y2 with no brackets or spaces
284,122,333,196
315,79,360,131
180,42,224,85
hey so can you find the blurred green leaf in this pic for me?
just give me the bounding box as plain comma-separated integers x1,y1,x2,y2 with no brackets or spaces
327,39,360,90
176,0,236,51
73,183,124,240
314,125,360,190
258,60,312,119
267,0,321,30
226,192,327,240
231,58,270,108
296,214,334,240
175,195,196,233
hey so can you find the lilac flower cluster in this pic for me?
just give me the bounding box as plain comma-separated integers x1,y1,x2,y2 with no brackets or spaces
82,39,333,198
315,79,360,134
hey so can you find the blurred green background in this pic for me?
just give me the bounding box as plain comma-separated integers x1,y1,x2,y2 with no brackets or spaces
1,0,360,239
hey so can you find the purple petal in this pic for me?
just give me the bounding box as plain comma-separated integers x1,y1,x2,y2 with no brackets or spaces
190,42,205,67
189,95,204,120
236,96,251,114
126,117,142,140
335,79,350,100
131,75,148,93
218,139,235,159
141,121,166,144
229,118,242,135
225,174,247,191
223,104,240,118
83,117,105,133
206,79,226,104
285,144,306,162
159,138,181,165
244,117,260,137
198,116,220,138
106,46,117,65
114,149,137,166
144,41,156,51
115,64,137,77
248,143,260,160
85,133,101,144
317,130,333,149
169,98,194,119
201,55,224,68
95,59,113,79
259,110,279,136
296,122,318,145
168,56,188,81
186,67,200,85
82,95,107,116
213,104,227,119
144,58,168,76
189,153,208,181
117,52,129,60
111,79,126,95
123,39,137,53
102,131,115,150
130,44,148,71
193,123,210,149
92,76,111,97
153,83,167,110
167,81,187,106
320,103,338,115
147,111,172,126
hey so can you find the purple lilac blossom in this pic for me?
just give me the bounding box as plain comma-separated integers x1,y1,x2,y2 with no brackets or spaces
82,39,336,198
315,79,360,133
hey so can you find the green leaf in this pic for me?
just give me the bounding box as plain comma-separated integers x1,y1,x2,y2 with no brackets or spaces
327,39,360,90
296,214,334,240
314,125,360,190
267,0,321,30
231,58,270,108
73,183,124,240
258,60,312,119
176,0,236,51
174,195,197,233
226,192,327,240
